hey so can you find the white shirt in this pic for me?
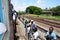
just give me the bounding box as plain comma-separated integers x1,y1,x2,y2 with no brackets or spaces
13,13,16,20
14,13,16,15
0,23,7,34
13,13,17,20
27,23,31,33
13,14,16,20
27,23,31,26
27,27,30,33
33,31,39,39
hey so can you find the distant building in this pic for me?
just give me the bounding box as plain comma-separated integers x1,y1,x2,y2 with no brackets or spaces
42,11,53,16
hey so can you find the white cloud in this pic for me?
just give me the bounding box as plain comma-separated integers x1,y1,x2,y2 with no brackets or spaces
36,0,45,4
35,0,46,9
37,0,40,4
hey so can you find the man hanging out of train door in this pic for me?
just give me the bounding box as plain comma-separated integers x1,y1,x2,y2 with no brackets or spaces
12,10,18,40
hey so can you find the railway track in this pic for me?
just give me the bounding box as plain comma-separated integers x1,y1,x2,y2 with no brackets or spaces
25,16,60,28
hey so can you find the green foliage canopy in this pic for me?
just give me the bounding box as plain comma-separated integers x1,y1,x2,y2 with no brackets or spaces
26,6,42,15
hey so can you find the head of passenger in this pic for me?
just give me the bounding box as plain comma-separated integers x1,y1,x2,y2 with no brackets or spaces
29,20,31,23
49,27,54,34
31,20,34,24
25,20,27,22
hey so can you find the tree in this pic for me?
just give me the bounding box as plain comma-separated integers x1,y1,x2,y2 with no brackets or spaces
50,6,60,16
26,6,42,15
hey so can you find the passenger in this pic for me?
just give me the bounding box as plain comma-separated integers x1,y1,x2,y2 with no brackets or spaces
27,20,31,39
24,20,28,28
12,10,17,33
31,20,36,32
29,20,36,38
24,20,28,35
46,27,56,40
27,20,31,33
12,10,18,40
33,28,39,40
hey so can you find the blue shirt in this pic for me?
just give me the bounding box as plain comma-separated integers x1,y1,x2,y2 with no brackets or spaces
46,31,56,40
31,23,36,29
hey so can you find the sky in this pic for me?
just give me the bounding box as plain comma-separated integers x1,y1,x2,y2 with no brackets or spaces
11,0,60,11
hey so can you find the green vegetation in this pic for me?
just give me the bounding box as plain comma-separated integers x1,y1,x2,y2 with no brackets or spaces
50,6,60,16
17,11,26,15
28,14,60,21
26,6,42,15
25,5,60,16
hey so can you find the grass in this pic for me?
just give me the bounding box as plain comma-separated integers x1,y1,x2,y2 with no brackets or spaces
28,14,60,21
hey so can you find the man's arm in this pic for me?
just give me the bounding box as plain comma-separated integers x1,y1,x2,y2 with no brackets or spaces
53,33,56,40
